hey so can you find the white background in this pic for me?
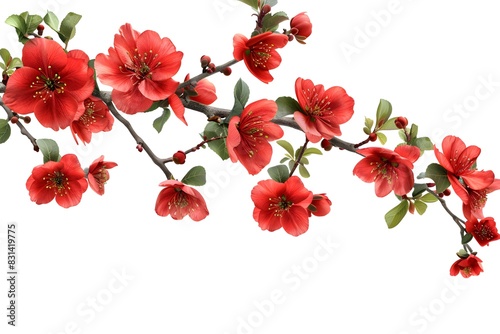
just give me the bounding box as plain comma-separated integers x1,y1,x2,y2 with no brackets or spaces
2,0,500,333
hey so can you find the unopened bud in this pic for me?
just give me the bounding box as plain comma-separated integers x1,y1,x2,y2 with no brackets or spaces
222,67,232,76
443,188,451,196
10,116,18,124
261,4,271,15
172,150,186,164
368,133,377,142
136,144,143,152
37,24,45,35
23,115,31,124
321,139,333,151
394,116,408,129
200,55,211,68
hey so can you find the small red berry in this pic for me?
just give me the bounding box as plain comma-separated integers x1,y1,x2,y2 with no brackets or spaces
172,151,186,164
23,116,31,124
261,4,271,15
443,188,451,196
200,55,211,68
136,144,143,152
320,139,333,151
37,24,45,35
394,116,408,129
368,133,377,142
10,116,18,124
222,67,232,76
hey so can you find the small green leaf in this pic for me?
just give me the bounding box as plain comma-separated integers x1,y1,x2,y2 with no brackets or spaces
378,117,399,131
238,0,259,10
36,138,60,163
300,156,309,165
420,192,439,203
261,11,289,32
409,123,418,141
262,0,278,7
414,200,427,215
0,48,11,66
181,166,206,186
277,140,294,157
152,108,171,133
298,164,310,178
58,12,82,44
225,78,250,122
268,165,289,183
412,183,428,197
276,96,301,118
204,122,229,160
377,132,387,145
384,200,409,229
375,99,392,129
0,119,12,144
425,163,450,193
43,11,60,32
302,147,322,156
25,14,43,33
412,137,433,151
279,157,289,164
5,14,26,33
364,117,374,131
462,233,473,245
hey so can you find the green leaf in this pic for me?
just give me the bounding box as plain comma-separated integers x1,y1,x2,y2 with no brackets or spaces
409,123,418,141
58,12,82,44
0,48,11,66
279,157,289,164
277,139,294,157
268,165,289,183
412,137,433,151
420,192,439,203
181,166,206,186
377,132,387,145
414,200,427,215
36,138,60,163
225,78,250,122
425,163,450,193
299,164,310,178
364,117,374,131
375,99,392,129
300,156,309,165
302,147,322,156
412,183,428,197
276,96,301,118
462,233,473,245
25,14,43,33
5,14,26,33
0,119,11,144
262,11,289,32
384,200,409,229
262,0,278,7
378,117,399,131
204,122,229,160
43,11,60,32
238,0,259,10
152,108,171,133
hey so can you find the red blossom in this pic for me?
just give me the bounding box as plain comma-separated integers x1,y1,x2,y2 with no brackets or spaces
353,145,420,197
94,23,183,114
87,156,118,195
155,180,209,221
462,179,500,221
233,31,288,83
71,96,114,144
290,12,312,44
294,78,354,143
465,217,500,246
184,74,217,105
2,38,94,130
227,99,284,175
434,135,494,203
26,154,88,208
450,254,483,278
308,193,332,217
251,176,313,236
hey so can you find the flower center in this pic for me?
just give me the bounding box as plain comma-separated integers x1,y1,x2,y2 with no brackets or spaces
302,87,331,117
121,49,161,83
268,194,292,217
250,42,275,68
472,222,495,241
30,65,67,102
43,171,70,196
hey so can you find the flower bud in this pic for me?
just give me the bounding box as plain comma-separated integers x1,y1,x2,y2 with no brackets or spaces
136,144,143,152
368,133,377,142
394,116,408,129
173,150,186,164
321,139,333,151
37,24,45,36
10,116,18,124
261,4,271,15
23,115,31,124
290,12,312,44
222,67,232,76
200,55,211,68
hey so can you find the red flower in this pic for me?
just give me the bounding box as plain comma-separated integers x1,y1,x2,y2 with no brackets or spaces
465,217,500,246
71,96,114,144
290,12,312,44
227,99,284,175
26,154,88,208
233,31,288,83
294,78,354,143
308,193,332,217
251,176,313,236
2,38,94,130
450,254,483,278
434,135,494,203
462,179,500,221
184,74,217,105
353,145,420,197
155,180,209,221
94,23,183,114
87,156,118,195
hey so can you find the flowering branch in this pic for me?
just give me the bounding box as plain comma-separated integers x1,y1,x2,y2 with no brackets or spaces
0,93,38,151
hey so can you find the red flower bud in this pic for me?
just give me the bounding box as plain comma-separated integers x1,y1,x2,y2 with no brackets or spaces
136,144,143,152
200,55,211,68
368,133,377,142
173,150,186,164
37,24,45,35
261,4,271,15
321,139,333,151
222,67,232,76
290,12,312,44
23,115,31,124
443,188,451,196
10,116,18,124
394,116,408,129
